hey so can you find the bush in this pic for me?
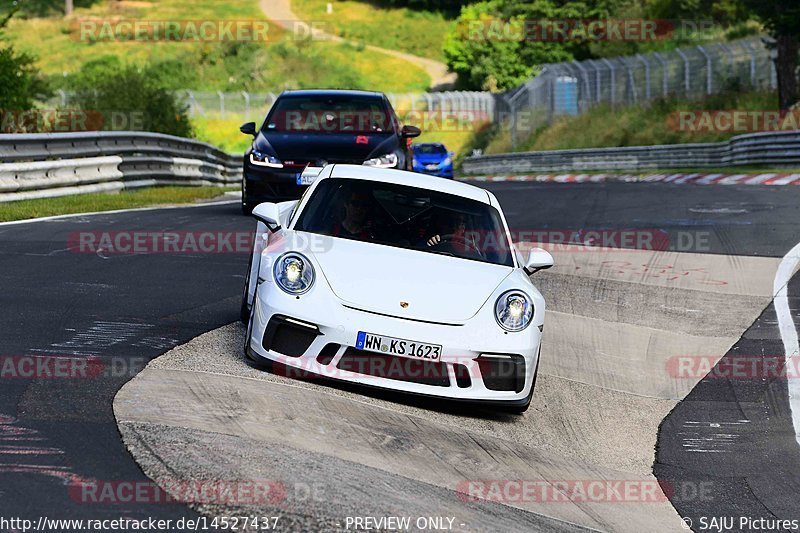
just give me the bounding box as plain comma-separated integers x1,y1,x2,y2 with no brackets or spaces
67,59,193,137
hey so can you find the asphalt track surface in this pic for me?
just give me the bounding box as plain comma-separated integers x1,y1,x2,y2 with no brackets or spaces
2,182,800,529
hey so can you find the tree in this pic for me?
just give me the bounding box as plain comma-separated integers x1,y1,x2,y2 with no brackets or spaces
66,0,73,16
740,0,800,110
0,3,49,112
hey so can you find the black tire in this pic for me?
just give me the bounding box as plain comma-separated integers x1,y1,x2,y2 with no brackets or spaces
240,249,254,324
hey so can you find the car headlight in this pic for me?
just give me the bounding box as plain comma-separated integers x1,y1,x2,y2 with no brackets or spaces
250,150,283,168
363,152,398,168
442,157,452,166
273,252,314,294
494,290,534,332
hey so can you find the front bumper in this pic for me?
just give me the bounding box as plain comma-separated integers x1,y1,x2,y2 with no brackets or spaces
413,163,453,178
243,163,310,204
246,281,541,403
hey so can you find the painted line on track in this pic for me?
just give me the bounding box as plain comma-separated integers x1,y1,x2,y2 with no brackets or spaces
774,241,800,442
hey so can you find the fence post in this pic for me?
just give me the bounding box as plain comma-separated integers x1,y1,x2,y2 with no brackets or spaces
742,40,757,87
601,58,616,107
423,92,433,112
571,60,591,108
637,54,651,101
652,52,668,98
187,91,196,118
504,94,517,151
696,45,712,95
768,46,778,90
217,91,225,119
675,48,691,95
623,58,638,105
586,60,602,102
241,91,250,119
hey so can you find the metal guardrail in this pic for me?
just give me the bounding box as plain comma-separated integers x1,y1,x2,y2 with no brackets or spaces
0,132,241,202
462,131,800,175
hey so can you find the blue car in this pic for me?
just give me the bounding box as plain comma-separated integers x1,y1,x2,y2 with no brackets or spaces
411,142,454,179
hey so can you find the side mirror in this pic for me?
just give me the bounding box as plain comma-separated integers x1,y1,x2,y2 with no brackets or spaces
448,151,454,157
240,122,257,136
252,202,281,231
524,247,554,275
401,125,421,138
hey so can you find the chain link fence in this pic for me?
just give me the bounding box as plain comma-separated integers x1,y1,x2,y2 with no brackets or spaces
501,38,774,149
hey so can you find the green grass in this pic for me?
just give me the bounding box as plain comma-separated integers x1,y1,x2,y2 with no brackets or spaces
0,186,236,222
291,0,453,61
4,0,431,93
483,89,778,154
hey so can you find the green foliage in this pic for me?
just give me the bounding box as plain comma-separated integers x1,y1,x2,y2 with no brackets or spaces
0,3,49,112
444,0,629,91
10,0,103,18
444,0,758,91
484,88,777,153
67,59,194,137
739,0,799,39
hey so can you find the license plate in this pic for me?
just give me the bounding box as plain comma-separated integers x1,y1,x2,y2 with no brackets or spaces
296,173,316,185
425,164,438,170
356,331,442,361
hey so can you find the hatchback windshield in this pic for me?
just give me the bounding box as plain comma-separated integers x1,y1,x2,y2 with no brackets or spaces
264,95,393,133
295,178,514,267
414,144,447,155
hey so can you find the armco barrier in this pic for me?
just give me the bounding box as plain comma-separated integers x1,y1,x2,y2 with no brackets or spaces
462,130,800,175
0,131,241,203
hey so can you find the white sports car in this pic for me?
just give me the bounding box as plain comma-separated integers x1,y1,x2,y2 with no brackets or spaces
241,164,553,412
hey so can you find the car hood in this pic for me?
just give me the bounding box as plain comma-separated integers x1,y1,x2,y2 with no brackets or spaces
414,154,447,164
308,235,513,324
258,131,396,163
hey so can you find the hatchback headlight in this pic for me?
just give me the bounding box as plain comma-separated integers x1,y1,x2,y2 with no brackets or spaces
273,253,314,294
494,290,533,332
250,150,283,168
363,152,398,168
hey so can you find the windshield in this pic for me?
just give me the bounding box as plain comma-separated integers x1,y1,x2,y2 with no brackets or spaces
263,95,393,133
295,178,514,267
414,144,447,155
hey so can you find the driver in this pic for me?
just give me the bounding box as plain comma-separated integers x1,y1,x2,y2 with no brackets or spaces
330,189,375,240
424,212,479,256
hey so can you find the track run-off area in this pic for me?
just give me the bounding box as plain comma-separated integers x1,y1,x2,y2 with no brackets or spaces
2,182,800,532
